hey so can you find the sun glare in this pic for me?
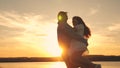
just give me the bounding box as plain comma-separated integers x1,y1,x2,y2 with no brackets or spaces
58,15,62,21
15,15,62,57
49,62,66,68
45,24,62,57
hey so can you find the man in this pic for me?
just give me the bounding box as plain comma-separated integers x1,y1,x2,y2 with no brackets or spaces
57,11,88,68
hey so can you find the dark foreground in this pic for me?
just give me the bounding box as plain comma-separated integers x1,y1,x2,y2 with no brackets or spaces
0,55,120,62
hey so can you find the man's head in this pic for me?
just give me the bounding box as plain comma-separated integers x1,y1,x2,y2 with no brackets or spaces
58,11,68,22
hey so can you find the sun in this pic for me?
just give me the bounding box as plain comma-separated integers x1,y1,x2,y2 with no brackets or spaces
45,36,62,57
44,24,62,57
21,18,62,57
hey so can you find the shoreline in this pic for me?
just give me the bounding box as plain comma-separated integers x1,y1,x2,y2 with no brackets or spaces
0,55,120,62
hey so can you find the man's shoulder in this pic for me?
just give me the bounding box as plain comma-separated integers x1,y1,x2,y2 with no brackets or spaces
58,23,68,27
58,23,73,31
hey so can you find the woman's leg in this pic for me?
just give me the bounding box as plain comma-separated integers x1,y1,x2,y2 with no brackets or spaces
70,51,94,68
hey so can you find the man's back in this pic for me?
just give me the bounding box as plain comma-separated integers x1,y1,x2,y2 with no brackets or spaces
57,23,71,51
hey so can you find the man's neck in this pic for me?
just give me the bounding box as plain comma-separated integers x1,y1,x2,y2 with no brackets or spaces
58,20,67,24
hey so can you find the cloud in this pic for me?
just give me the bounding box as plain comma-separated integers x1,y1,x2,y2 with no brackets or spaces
0,11,61,57
0,25,24,40
86,4,101,16
90,22,120,47
0,11,52,36
0,11,44,28
86,8,99,17
106,22,120,38
0,11,56,48
90,8,99,15
0,11,59,56
108,23,120,31
106,23,120,44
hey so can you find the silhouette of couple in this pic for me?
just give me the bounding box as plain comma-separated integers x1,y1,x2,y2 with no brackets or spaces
57,11,101,68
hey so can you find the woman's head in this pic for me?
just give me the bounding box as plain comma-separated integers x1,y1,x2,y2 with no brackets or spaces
72,16,83,26
72,16,91,38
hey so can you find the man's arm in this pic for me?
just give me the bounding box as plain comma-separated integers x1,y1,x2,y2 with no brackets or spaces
62,23,88,44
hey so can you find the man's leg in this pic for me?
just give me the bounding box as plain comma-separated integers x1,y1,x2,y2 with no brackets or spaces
62,53,78,68
64,59,78,68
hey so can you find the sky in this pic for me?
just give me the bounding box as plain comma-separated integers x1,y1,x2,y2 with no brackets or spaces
0,0,120,57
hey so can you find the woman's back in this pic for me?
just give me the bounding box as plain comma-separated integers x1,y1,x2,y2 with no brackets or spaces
75,24,84,37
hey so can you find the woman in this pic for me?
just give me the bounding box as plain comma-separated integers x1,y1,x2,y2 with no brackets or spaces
69,16,101,68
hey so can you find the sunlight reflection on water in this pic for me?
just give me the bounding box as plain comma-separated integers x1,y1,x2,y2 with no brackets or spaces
0,62,119,68
49,62,66,68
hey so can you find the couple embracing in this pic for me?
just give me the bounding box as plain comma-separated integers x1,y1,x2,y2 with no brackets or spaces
57,11,101,68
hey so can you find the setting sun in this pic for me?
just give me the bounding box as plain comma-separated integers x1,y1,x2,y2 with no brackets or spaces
45,24,62,57
22,19,62,57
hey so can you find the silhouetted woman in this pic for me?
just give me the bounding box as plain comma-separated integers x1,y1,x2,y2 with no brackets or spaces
69,16,101,68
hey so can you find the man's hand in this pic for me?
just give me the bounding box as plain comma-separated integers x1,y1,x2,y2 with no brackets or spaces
62,23,88,45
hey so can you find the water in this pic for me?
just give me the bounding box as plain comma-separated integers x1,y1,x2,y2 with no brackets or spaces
0,62,119,68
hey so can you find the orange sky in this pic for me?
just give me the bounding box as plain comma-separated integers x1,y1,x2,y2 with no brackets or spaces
0,0,120,57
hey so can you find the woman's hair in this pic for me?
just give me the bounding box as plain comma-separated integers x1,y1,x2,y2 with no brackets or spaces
73,16,91,38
